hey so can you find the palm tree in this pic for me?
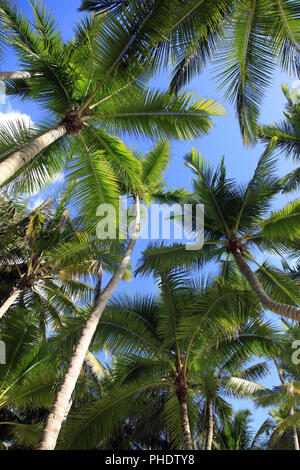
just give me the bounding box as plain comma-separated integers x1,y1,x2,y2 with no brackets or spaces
265,407,300,450
137,143,300,322
259,84,300,192
193,358,271,450
57,272,280,450
80,0,300,143
0,310,107,449
215,409,267,450
0,0,224,189
0,195,120,328
256,322,300,450
36,139,190,450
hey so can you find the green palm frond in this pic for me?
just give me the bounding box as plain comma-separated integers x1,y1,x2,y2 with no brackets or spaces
141,140,171,185
1,0,76,113
259,83,300,163
79,1,128,14
135,241,223,277
3,422,42,449
223,376,265,398
255,261,300,306
234,139,280,233
282,167,300,193
169,0,232,93
66,141,119,229
88,89,225,140
214,0,275,144
269,411,300,446
266,0,300,75
59,380,168,450
82,126,142,190
259,199,300,241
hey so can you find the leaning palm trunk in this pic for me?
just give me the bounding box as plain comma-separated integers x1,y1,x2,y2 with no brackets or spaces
177,391,193,450
205,400,214,450
0,289,21,319
0,125,66,187
36,197,141,451
0,71,42,80
234,251,300,322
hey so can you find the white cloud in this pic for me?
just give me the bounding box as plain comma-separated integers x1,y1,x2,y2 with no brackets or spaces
0,110,33,128
0,99,33,129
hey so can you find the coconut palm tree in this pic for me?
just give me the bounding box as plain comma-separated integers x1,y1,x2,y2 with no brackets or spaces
36,139,191,450
193,358,271,450
56,271,280,450
259,84,300,192
0,310,107,449
215,409,268,450
137,142,300,322
0,313,59,449
80,0,300,143
256,322,300,450
0,0,224,189
0,195,122,329
263,407,300,450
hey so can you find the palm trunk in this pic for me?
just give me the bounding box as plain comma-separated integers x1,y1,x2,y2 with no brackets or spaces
292,427,299,451
36,197,141,451
0,125,67,187
0,71,42,80
205,399,214,450
290,408,300,450
0,289,22,319
178,392,193,450
234,250,300,321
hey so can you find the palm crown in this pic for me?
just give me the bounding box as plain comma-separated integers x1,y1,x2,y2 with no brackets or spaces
0,0,225,190
58,270,280,450
0,195,124,330
80,0,300,144
137,142,300,321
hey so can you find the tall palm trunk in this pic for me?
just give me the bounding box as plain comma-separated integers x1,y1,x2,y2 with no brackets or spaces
234,250,300,321
0,125,67,187
290,408,300,451
177,390,193,450
0,289,21,319
0,71,41,80
205,399,214,450
36,197,141,451
292,427,300,451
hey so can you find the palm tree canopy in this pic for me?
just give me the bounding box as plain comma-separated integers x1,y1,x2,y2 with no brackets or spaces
80,0,300,144
0,195,127,331
136,143,300,313
58,270,280,449
0,0,225,192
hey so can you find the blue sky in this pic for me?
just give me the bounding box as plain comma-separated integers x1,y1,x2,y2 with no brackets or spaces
1,0,299,436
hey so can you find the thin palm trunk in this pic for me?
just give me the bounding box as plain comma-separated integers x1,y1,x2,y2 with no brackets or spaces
178,392,193,450
290,408,300,451
234,250,300,321
0,289,21,319
0,125,66,187
0,71,42,80
205,399,214,450
36,197,141,451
